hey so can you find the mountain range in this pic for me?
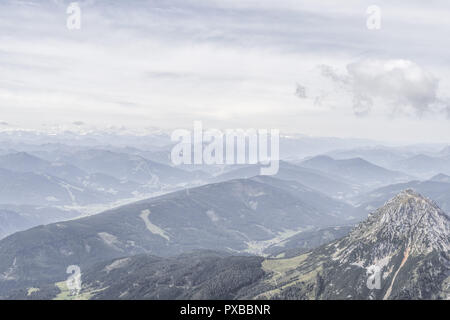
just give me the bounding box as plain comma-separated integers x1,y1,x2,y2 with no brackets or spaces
354,176,450,214
300,155,413,190
0,175,357,296
214,161,357,199
9,190,447,300
0,132,449,300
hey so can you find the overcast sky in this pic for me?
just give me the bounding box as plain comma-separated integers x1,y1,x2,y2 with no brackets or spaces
0,0,449,143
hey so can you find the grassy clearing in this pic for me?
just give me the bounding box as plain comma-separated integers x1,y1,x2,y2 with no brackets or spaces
27,287,40,296
262,252,309,275
258,252,323,299
53,281,94,300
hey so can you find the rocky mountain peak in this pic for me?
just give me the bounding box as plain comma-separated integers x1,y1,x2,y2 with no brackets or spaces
333,189,449,265
266,189,450,300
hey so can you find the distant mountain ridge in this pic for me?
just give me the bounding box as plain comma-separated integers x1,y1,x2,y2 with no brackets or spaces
0,168,110,206
215,161,357,198
300,155,413,189
391,154,450,179
431,174,450,183
0,150,210,239
355,178,450,214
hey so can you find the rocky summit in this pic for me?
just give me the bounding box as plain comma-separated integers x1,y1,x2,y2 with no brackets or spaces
255,190,450,300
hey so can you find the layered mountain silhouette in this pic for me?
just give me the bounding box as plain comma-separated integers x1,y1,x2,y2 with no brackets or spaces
355,178,450,213
5,190,449,300
392,154,450,179
300,156,413,189
215,161,356,198
0,176,356,296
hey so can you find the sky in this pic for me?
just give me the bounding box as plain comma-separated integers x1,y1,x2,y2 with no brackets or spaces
0,0,449,143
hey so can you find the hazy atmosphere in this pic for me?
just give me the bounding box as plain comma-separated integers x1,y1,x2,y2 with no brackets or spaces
1,0,450,142
0,0,449,304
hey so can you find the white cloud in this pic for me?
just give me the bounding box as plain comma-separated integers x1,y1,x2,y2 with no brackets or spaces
320,59,448,118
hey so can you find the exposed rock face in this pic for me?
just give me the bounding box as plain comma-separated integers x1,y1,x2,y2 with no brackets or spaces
336,189,449,263
257,190,450,300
